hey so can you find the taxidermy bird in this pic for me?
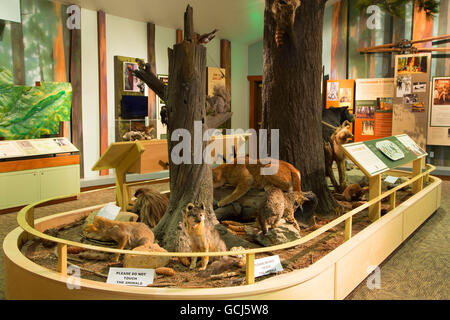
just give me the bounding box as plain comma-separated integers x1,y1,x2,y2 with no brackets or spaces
198,29,218,44
160,105,168,126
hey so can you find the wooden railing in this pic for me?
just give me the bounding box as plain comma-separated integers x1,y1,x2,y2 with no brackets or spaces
17,164,436,286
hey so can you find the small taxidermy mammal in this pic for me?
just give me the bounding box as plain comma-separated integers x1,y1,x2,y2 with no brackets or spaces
271,0,301,47
84,216,154,262
212,157,302,207
257,187,305,234
185,202,227,270
341,184,369,202
131,188,169,228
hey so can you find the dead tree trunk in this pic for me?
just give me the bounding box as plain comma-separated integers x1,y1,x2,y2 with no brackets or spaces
262,0,338,216
134,6,238,252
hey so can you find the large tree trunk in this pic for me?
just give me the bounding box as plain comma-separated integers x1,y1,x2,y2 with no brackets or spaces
262,0,338,216
134,6,245,252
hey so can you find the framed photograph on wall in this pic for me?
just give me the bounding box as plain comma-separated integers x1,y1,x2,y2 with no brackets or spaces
123,62,141,92
430,77,450,127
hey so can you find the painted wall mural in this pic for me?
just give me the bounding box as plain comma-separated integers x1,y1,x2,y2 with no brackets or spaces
0,0,71,86
0,66,72,140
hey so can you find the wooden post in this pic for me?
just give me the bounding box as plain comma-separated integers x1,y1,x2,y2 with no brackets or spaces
368,174,381,222
344,216,352,241
246,253,255,285
184,5,194,41
412,158,424,194
57,243,68,275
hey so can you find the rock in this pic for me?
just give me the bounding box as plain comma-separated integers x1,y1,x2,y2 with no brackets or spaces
382,175,410,191
255,220,301,246
82,211,139,241
123,243,170,269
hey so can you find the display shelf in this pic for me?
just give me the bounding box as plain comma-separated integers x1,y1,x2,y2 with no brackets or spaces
0,138,81,211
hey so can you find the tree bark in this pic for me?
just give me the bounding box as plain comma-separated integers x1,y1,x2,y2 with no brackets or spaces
262,0,338,216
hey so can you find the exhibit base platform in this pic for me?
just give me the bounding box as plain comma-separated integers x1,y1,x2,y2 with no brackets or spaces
3,176,441,300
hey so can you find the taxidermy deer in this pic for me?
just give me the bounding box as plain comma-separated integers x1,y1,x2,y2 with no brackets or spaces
324,121,353,193
271,0,301,47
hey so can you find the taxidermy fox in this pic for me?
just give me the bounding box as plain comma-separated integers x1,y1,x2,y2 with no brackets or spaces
84,216,155,262
257,187,305,234
212,157,302,207
185,202,227,270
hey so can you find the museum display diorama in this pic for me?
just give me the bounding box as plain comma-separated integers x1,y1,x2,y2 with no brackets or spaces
0,0,448,300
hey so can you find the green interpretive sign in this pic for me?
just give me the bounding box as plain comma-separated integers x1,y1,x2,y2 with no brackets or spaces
342,134,427,177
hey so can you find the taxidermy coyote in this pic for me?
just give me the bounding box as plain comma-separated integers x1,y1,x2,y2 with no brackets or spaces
84,216,155,262
212,157,302,207
184,202,227,270
324,121,354,192
257,187,305,234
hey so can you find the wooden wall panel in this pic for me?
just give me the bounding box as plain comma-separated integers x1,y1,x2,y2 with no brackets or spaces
412,4,434,48
176,29,183,44
147,23,157,120
70,28,84,178
220,39,231,129
97,11,109,176
330,0,348,80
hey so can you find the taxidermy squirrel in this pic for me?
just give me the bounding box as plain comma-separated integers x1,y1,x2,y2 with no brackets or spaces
84,216,155,262
184,202,227,270
131,188,169,228
257,186,305,234
324,120,354,192
212,157,302,207
206,85,231,116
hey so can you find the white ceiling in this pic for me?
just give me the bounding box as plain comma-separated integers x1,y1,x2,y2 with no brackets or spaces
55,0,266,44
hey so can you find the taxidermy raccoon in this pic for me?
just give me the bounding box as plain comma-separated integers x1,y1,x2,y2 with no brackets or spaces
257,187,304,234
271,0,301,47
184,202,227,270
130,188,168,228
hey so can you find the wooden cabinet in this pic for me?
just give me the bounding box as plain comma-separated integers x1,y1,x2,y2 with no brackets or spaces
0,164,80,210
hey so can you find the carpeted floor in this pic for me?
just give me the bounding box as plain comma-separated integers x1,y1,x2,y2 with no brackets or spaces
0,181,448,300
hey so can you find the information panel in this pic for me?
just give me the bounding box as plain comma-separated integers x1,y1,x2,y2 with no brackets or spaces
0,138,79,159
342,134,426,177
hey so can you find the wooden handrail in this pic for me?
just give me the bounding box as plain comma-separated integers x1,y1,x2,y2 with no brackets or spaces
17,164,436,285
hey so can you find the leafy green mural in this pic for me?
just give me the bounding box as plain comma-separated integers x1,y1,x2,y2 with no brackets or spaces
0,66,72,140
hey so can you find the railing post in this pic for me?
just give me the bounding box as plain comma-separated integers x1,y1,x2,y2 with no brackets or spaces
368,174,381,222
412,158,424,194
246,253,255,285
389,192,396,211
57,243,68,275
344,217,352,241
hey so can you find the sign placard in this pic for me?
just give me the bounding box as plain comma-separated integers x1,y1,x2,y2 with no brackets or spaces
107,268,154,287
254,255,283,278
96,203,121,221
343,134,426,177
